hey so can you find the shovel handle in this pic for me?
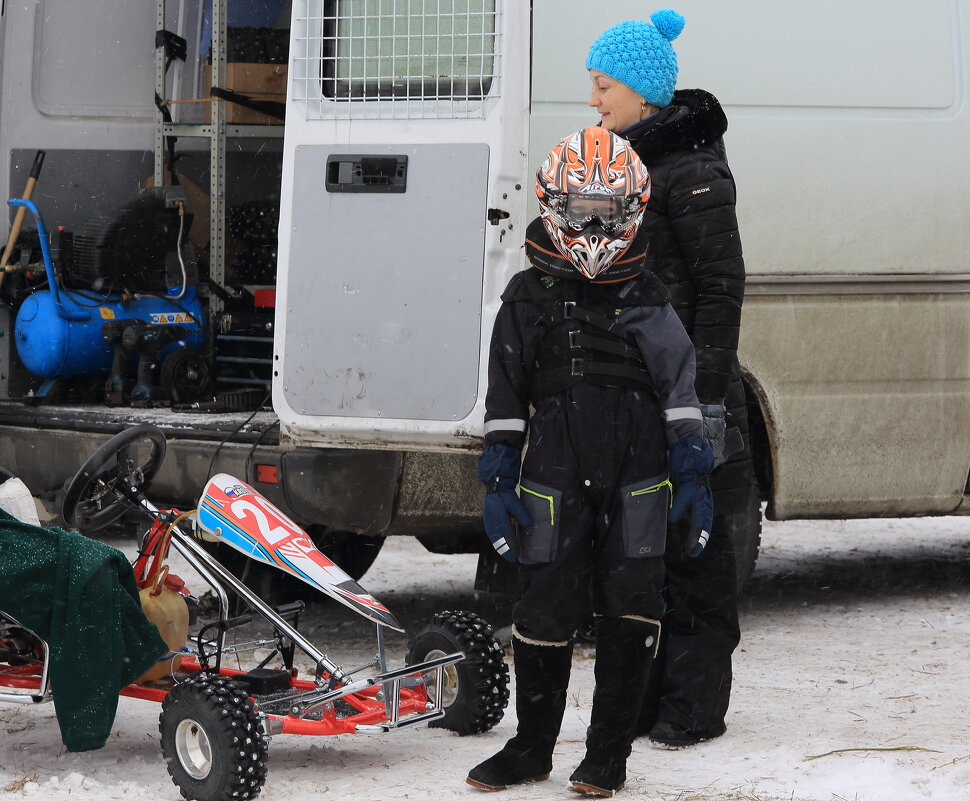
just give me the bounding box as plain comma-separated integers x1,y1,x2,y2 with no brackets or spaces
0,150,46,274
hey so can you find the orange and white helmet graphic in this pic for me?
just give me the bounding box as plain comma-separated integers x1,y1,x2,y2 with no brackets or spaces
536,127,651,280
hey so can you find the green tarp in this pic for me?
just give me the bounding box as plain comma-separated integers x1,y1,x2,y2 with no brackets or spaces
0,509,166,751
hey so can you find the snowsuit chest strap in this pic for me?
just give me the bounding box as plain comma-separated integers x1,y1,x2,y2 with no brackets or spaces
531,292,655,400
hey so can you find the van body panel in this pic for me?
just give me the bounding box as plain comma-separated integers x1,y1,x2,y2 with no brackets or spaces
31,0,157,118
275,0,531,448
0,2,157,209
526,0,970,516
740,290,970,517
531,0,970,277
281,143,488,421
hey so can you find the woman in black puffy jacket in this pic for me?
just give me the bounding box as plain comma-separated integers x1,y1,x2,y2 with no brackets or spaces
585,8,756,747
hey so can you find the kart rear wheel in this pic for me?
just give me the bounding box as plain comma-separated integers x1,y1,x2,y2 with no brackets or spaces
160,673,268,801
406,610,509,736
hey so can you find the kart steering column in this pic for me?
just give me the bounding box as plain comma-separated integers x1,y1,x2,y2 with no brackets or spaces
145,501,350,685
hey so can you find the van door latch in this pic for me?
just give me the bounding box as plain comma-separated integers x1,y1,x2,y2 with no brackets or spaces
487,208,510,225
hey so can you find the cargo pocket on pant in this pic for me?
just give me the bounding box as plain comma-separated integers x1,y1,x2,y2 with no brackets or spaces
517,480,562,565
620,474,671,559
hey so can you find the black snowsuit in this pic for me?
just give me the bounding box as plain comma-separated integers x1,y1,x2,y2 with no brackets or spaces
621,88,752,736
483,250,703,644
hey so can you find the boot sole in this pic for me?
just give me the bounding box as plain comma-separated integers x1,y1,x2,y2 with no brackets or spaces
648,730,725,749
466,773,550,792
648,723,727,749
569,780,624,797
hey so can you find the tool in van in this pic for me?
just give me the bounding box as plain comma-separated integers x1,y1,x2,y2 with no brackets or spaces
0,150,45,285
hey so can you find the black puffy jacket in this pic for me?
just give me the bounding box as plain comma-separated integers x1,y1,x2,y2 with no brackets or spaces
622,89,753,514
623,88,744,406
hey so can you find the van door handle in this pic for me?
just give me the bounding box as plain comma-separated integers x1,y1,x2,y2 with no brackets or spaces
325,155,408,193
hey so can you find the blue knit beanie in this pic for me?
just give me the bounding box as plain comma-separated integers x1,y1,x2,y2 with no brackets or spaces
586,9,685,108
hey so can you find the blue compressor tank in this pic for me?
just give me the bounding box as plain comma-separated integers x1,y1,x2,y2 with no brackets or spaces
15,286,204,379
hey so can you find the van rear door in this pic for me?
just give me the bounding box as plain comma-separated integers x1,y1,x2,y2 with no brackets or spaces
275,1,530,449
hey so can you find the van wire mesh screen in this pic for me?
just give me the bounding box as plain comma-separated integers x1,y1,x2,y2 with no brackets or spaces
293,0,500,119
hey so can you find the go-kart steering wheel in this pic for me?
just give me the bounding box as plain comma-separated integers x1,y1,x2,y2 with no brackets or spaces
61,423,168,533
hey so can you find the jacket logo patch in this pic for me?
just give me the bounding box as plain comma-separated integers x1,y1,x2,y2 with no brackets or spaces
692,187,711,195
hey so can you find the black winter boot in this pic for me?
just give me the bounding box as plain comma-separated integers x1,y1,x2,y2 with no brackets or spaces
467,636,572,791
647,719,726,748
569,617,659,797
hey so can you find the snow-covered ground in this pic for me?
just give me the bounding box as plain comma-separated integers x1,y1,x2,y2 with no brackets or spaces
2,514,969,801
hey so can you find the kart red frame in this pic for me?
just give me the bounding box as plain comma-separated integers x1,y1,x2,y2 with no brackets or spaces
0,424,509,801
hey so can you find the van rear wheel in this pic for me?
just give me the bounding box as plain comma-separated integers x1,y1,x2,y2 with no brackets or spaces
726,479,762,590
308,527,384,581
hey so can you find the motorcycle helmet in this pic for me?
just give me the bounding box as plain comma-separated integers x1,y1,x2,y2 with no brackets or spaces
535,126,651,281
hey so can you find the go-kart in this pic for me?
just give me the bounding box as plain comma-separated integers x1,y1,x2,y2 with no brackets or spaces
0,423,509,801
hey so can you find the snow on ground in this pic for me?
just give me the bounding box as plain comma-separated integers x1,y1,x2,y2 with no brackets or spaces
2,515,969,801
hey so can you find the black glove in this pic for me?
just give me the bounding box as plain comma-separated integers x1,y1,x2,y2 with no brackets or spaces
700,402,744,469
668,435,714,558
476,444,533,563
699,403,727,468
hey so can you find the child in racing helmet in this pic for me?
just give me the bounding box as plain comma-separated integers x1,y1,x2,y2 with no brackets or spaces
466,126,714,797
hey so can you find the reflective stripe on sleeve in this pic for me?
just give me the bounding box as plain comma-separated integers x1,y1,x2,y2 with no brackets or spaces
484,418,528,434
664,406,703,422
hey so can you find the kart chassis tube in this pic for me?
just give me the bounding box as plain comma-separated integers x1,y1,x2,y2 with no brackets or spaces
120,659,449,736
0,500,465,734
155,498,350,685
0,614,51,704
159,506,465,730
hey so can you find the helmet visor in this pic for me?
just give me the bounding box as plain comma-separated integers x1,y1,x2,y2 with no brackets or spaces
563,194,626,229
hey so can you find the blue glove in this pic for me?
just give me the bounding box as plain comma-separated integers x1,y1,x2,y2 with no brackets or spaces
667,435,714,558
477,444,533,563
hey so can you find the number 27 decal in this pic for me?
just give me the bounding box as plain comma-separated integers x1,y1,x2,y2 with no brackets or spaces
230,496,305,549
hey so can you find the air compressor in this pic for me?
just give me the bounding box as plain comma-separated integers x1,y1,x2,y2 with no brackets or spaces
8,191,207,403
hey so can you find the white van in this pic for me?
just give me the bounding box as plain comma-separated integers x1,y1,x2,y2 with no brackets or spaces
274,0,970,569
0,1,965,592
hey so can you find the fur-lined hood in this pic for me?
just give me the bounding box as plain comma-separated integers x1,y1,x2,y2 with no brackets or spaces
623,88,728,158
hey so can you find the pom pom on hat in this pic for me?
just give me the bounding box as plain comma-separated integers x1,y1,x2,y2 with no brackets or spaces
650,8,685,41
586,9,685,108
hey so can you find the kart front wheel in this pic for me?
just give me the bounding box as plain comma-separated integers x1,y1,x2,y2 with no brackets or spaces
159,673,268,801
406,610,509,736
